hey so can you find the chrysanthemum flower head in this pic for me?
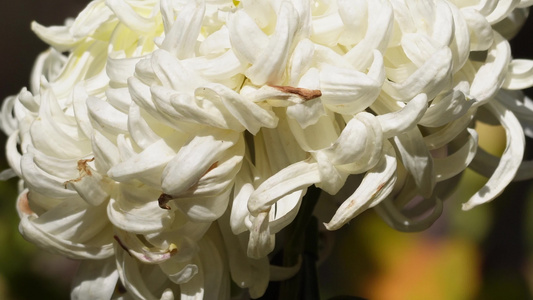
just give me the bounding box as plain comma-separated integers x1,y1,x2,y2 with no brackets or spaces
2,0,533,299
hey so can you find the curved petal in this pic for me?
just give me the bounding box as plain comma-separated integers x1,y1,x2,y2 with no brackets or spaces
324,141,397,230
463,100,525,210
71,258,119,300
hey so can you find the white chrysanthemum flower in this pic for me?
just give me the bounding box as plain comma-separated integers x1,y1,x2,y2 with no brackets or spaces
2,0,533,299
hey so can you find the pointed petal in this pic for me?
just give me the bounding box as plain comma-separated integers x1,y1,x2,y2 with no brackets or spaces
248,160,320,215
324,142,397,230
393,127,435,197
463,100,525,209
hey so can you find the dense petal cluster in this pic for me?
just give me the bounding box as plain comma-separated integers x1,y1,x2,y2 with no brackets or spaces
2,0,533,298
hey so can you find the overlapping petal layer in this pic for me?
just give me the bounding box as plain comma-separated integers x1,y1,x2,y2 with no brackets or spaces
2,0,533,298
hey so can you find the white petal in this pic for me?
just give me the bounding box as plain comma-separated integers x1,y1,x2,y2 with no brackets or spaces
382,47,453,101
247,211,275,259
376,93,428,138
419,90,473,127
219,212,269,297
227,9,269,64
198,83,278,134
161,0,205,59
393,127,435,197
434,128,478,182
105,0,156,33
248,160,320,214
161,129,239,196
108,138,182,185
423,108,475,149
17,191,113,259
71,258,119,300
324,141,397,230
502,59,533,90
245,2,299,85
320,51,384,114
31,22,80,52
463,100,525,209
461,8,494,51
87,96,129,135
470,32,511,105
108,183,174,233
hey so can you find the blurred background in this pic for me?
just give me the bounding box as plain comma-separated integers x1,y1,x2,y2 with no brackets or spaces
0,1,533,299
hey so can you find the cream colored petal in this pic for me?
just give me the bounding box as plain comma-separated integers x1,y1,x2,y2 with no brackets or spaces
128,101,162,149
178,258,204,300
106,53,145,85
161,0,205,59
401,33,441,67
114,229,192,264
320,51,384,114
17,191,113,259
245,2,299,85
393,127,435,198
198,83,278,134
70,0,114,38
230,160,255,234
108,183,175,233
268,190,305,234
31,102,91,159
27,145,79,179
423,107,475,150
87,96,129,135
227,9,269,64
115,243,165,300
92,131,121,173
31,22,81,52
470,32,511,105
161,129,239,196
382,47,453,101
311,10,343,47
419,90,473,127
336,112,384,174
5,132,22,177
502,59,533,90
199,26,231,56
107,138,180,185
376,93,428,139
185,50,246,81
0,95,19,135
198,231,230,300
288,39,315,86
461,8,494,51
20,153,77,198
161,261,199,284
152,49,205,93
71,258,118,300
247,211,275,259
434,128,478,182
484,0,520,24
463,100,525,210
106,0,156,33
173,184,233,223
248,160,320,214
72,84,94,139
69,166,114,207
169,91,232,129
448,3,471,73
324,141,397,230
219,212,270,297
